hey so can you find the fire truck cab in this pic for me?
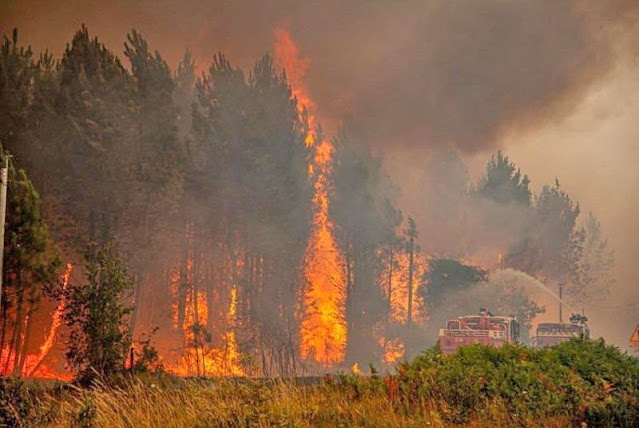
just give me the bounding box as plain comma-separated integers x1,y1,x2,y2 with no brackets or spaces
438,308,520,354
532,314,589,348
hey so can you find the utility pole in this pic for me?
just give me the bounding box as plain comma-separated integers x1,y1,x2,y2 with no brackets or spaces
0,155,8,311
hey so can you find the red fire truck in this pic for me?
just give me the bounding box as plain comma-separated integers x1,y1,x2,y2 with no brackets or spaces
438,308,520,354
531,314,589,348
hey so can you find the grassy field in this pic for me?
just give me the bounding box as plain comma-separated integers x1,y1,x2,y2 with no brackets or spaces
2,339,638,427
4,376,572,427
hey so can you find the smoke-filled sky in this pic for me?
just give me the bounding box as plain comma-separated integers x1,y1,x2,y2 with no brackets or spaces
2,0,638,345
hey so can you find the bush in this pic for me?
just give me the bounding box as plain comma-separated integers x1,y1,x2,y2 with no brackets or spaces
392,338,639,426
0,377,30,427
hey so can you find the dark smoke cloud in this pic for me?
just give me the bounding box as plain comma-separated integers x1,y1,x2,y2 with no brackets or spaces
3,1,637,152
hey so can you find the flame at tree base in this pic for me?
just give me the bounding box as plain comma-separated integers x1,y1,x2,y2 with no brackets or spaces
300,138,347,366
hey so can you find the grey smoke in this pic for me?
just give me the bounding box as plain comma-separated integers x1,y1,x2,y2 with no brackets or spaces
3,1,638,152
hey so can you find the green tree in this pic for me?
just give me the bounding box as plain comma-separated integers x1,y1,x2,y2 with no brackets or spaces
474,150,531,206
55,25,134,244
472,150,537,273
0,29,35,155
174,49,196,145
64,244,133,383
404,216,419,357
123,30,184,335
534,181,582,318
422,259,487,311
570,212,615,307
0,153,60,376
187,53,312,375
241,54,312,374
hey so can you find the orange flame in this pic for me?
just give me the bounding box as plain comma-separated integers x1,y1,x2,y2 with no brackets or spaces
273,28,317,134
165,244,245,377
26,263,73,377
380,251,429,364
385,252,427,324
0,263,73,380
380,338,404,365
274,28,347,366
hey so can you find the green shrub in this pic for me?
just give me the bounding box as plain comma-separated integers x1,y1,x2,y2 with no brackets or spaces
392,339,639,426
0,376,31,427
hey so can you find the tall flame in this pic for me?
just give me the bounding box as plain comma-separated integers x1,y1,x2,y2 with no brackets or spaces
26,264,73,377
0,263,74,380
274,28,347,366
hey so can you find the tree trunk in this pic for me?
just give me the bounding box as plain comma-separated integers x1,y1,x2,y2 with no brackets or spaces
406,234,415,356
387,247,394,320
15,298,36,376
9,281,26,376
178,219,189,332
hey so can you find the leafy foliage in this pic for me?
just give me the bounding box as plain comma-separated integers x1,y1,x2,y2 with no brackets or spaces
0,152,60,376
474,150,531,206
0,376,31,427
422,259,487,310
13,339,636,427
64,244,133,384
394,339,639,426
571,212,615,306
0,24,619,378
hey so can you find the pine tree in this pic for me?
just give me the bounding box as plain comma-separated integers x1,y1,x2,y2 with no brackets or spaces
570,212,615,306
534,181,582,320
422,259,487,310
0,29,35,155
56,25,134,244
475,150,531,206
123,30,183,336
0,151,60,376
331,129,402,363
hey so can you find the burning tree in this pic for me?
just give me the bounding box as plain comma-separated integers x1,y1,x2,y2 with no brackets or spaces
330,129,402,365
0,23,619,380
0,154,60,377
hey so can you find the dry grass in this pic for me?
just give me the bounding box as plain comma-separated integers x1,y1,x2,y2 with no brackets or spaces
12,341,634,426
26,375,570,427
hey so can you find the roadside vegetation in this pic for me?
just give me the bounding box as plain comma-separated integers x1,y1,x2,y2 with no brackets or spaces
1,338,636,427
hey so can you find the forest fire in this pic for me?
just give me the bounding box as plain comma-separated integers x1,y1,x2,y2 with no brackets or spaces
164,236,245,377
25,263,73,378
1,5,636,425
0,10,624,391
274,28,347,366
380,251,428,363
300,138,347,365
385,252,427,325
0,264,73,380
